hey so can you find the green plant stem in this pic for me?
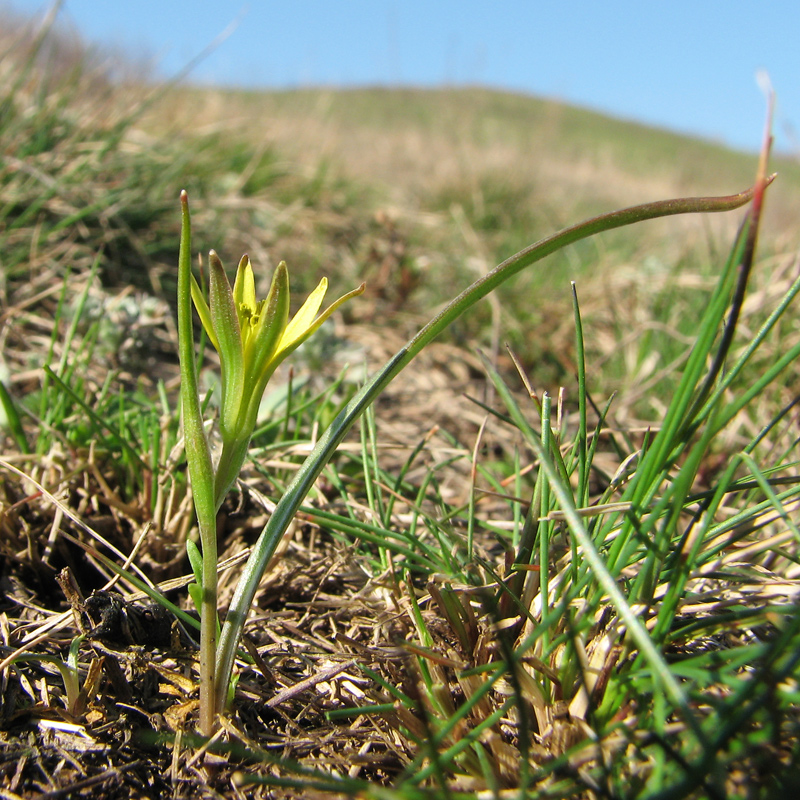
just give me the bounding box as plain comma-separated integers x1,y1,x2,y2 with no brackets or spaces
214,181,766,714
178,191,219,737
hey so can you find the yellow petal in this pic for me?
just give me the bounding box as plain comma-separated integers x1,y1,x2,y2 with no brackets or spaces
280,277,328,351
275,281,365,362
233,255,256,316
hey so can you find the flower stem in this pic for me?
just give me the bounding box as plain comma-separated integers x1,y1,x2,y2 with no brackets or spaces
198,513,218,735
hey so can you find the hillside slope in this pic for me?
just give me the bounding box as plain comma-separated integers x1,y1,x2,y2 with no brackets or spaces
157,84,800,239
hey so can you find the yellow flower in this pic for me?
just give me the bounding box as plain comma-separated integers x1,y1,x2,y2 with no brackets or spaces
191,251,364,445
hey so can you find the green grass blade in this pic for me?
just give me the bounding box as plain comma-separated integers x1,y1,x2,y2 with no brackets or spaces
0,380,29,453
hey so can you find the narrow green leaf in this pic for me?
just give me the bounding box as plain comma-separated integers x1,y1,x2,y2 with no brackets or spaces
0,380,28,453
178,191,216,530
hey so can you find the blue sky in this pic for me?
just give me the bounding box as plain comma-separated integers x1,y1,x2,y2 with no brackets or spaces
6,1,799,154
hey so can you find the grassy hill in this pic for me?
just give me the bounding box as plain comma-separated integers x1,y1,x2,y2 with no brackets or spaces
162,84,800,219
